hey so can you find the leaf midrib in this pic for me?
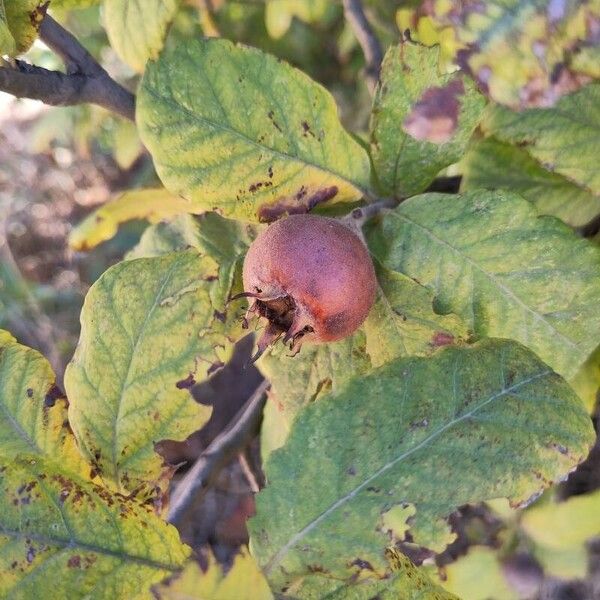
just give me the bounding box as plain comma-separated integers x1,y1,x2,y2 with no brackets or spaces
0,529,181,572
263,368,551,573
140,84,369,194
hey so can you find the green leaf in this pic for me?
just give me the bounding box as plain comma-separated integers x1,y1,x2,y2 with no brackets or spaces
482,84,600,195
104,0,180,72
258,331,372,459
0,0,16,56
569,345,600,413
137,37,371,222
0,455,189,599
370,42,485,198
363,262,469,368
264,0,333,39
65,250,243,496
154,548,273,600
461,136,600,228
285,548,458,599
432,546,517,600
0,337,87,476
429,1,600,108
4,0,47,54
250,339,594,591
366,190,600,379
259,261,469,459
69,189,198,251
522,489,600,579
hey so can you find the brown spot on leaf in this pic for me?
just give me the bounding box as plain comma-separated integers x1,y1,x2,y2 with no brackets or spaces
403,79,465,143
175,374,196,390
257,186,338,222
267,110,283,132
26,388,33,398
431,331,455,347
44,384,64,408
213,309,226,323
350,558,374,571
67,555,81,568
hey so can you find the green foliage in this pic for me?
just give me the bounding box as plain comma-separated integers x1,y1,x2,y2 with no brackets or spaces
65,250,242,496
427,0,600,109
250,339,594,592
461,136,600,228
433,546,517,600
137,37,370,222
482,84,600,195
3,0,46,54
367,190,600,379
69,188,198,251
103,0,180,72
371,42,484,197
2,2,600,597
0,338,86,475
155,548,273,600
0,455,189,599
0,0,16,55
522,489,600,579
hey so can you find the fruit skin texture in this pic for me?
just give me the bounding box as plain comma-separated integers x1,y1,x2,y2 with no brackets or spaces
242,214,377,355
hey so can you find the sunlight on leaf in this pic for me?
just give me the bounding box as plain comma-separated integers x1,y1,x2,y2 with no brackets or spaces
155,548,273,600
0,455,189,599
137,37,371,222
69,189,198,251
367,190,600,379
461,136,600,228
65,250,243,496
370,42,484,198
483,84,600,196
0,337,87,477
104,0,179,72
250,339,594,591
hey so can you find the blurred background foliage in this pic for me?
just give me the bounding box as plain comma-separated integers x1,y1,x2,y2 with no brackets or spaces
1,1,599,598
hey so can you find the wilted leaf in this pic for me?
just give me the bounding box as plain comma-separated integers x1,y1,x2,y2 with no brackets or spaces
482,84,600,195
137,37,371,222
65,250,243,496
367,190,600,379
3,0,47,54
429,0,600,108
0,455,189,599
433,546,517,600
69,189,197,251
461,136,600,228
155,548,273,600
0,337,86,476
104,0,179,72
250,339,594,591
371,42,484,198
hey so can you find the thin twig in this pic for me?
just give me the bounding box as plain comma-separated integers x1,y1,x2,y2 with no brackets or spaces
342,0,383,95
341,197,399,231
0,15,135,120
168,379,270,526
238,452,260,493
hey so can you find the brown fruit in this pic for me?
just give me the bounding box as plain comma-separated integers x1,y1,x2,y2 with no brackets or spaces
239,214,377,359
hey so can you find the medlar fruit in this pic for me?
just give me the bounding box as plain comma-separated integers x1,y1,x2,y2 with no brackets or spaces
238,214,377,360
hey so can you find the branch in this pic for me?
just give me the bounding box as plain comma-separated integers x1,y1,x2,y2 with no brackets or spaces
0,15,135,121
342,0,383,95
168,379,270,526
